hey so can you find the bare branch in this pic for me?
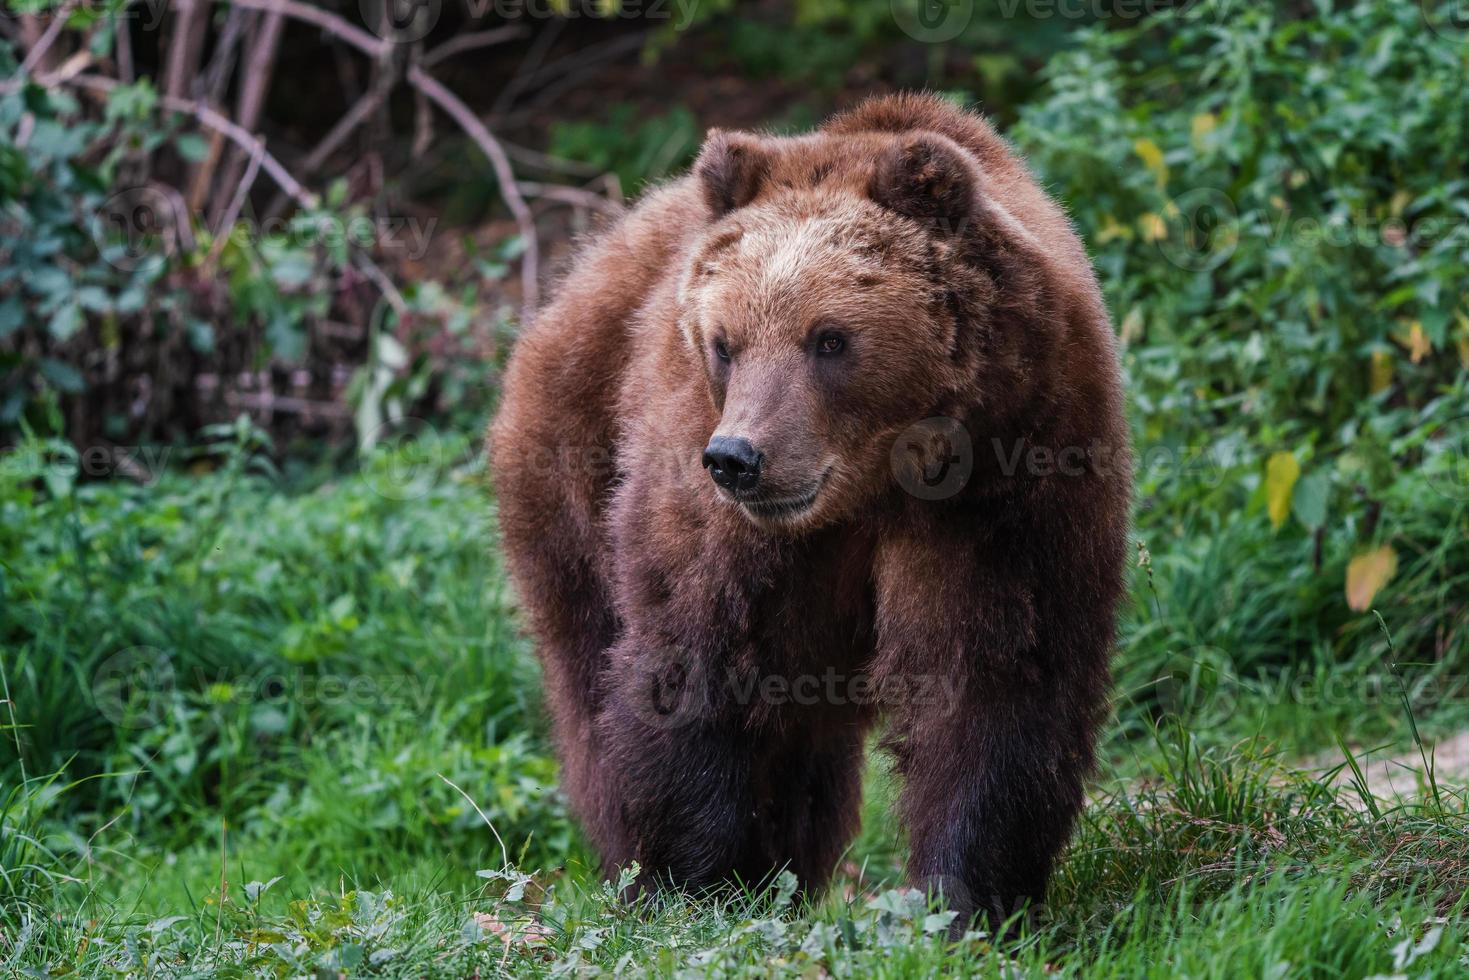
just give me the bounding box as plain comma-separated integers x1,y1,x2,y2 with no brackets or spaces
225,0,390,59
500,139,605,179
422,26,529,68
302,77,393,174
518,181,622,216
354,253,407,317
406,64,540,316
16,0,79,77
66,73,319,211
115,13,134,84
163,0,211,99
241,11,287,126
491,18,562,117
207,142,263,267
212,9,286,225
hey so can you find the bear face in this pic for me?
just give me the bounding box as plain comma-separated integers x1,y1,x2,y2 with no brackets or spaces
678,131,996,532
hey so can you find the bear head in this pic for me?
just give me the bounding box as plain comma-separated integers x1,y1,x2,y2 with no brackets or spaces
679,125,1037,532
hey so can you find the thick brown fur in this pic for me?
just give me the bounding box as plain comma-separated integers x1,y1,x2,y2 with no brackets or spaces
489,93,1132,931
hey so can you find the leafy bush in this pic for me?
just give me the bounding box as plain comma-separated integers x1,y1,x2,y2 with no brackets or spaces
1011,0,1469,714
0,6,505,454
1018,0,1467,446
0,422,566,861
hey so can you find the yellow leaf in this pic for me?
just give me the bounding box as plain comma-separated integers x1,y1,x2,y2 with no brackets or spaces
1397,320,1431,364
1390,189,1412,217
1370,350,1394,393
1138,212,1167,242
1190,112,1217,150
1265,451,1300,530
1133,138,1168,188
1392,321,1427,364
1096,217,1132,244
1456,310,1469,370
1346,546,1398,612
1120,307,1144,346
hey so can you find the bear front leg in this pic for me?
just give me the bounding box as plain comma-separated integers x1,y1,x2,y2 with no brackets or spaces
890,674,1096,935
594,635,758,893
872,518,1113,936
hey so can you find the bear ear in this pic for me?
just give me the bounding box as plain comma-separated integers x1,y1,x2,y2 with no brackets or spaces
869,134,977,227
695,129,771,219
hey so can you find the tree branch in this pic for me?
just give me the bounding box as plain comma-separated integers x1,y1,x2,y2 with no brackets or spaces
406,64,540,316
16,0,79,77
224,0,389,59
66,73,318,211
422,25,528,67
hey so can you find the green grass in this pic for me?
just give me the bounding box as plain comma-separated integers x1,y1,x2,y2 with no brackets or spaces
3,424,1468,977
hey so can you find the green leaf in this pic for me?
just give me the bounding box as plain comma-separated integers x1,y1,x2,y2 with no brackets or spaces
0,297,23,338
175,133,210,163
48,301,82,341
38,357,84,392
1291,471,1330,529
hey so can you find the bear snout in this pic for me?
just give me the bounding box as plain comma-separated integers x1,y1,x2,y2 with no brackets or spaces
702,434,764,494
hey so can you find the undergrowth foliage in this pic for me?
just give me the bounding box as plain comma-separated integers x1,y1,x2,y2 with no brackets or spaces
1014,0,1469,743
3,426,1468,976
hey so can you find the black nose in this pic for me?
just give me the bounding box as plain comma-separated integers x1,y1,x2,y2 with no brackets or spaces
702,436,763,493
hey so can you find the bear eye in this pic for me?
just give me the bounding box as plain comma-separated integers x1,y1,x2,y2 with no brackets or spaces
816,331,846,356
713,339,731,363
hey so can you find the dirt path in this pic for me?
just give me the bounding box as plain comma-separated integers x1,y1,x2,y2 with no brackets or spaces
1316,730,1469,804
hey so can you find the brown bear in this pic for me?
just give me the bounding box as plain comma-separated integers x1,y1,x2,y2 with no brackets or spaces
490,92,1131,932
